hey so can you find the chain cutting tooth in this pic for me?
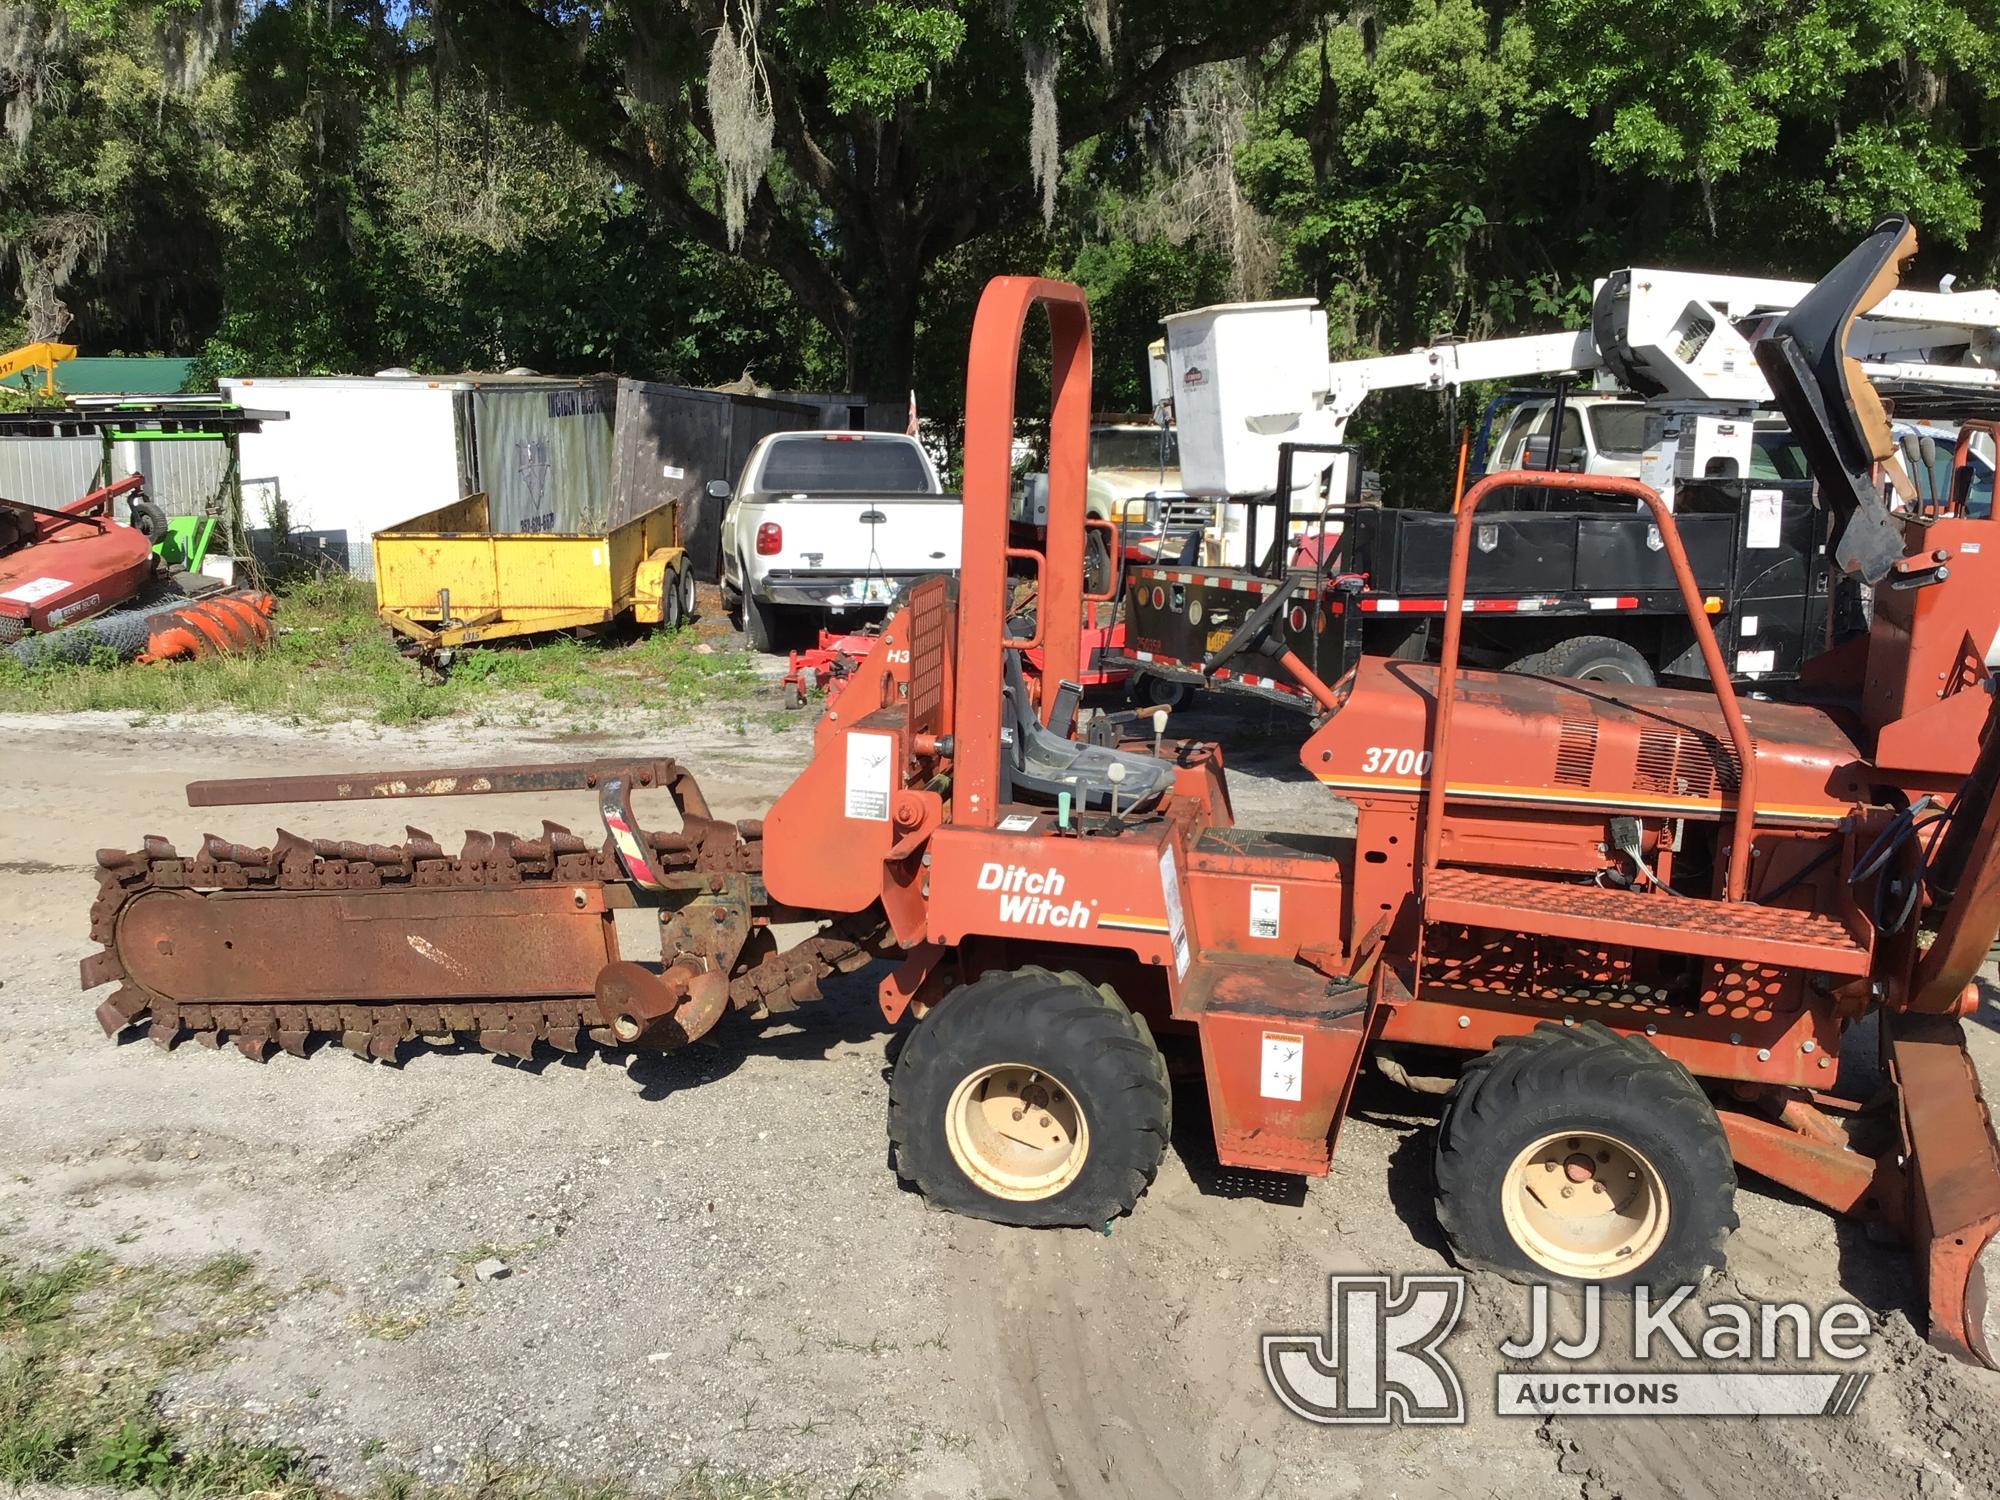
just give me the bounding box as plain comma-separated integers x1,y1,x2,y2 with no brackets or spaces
76,766,891,1067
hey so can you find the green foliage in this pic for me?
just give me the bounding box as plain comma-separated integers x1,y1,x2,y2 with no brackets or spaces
1233,1,2000,497
0,1250,311,1497
0,575,758,724
8,1,2000,500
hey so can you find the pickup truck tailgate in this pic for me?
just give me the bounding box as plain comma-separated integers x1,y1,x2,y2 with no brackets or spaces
765,495,962,574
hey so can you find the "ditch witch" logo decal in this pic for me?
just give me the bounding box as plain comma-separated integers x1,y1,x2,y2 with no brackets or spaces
978,862,1093,927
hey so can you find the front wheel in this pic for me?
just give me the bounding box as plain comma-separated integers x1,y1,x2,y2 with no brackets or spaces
1433,1020,1736,1292
888,967,1170,1227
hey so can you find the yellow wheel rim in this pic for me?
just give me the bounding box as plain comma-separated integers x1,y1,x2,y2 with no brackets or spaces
944,1062,1090,1202
1500,1129,1669,1278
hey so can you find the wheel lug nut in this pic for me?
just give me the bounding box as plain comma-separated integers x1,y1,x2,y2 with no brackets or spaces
1561,1186,1574,1198
1011,1108,1025,1121
1039,1115,1052,1128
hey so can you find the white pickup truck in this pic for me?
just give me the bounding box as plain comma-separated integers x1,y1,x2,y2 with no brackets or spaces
717,431,959,651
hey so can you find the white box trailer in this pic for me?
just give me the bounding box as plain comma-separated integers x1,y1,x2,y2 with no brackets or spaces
220,374,615,577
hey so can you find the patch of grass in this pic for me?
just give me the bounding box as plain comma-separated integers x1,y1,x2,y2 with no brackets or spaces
348,1309,432,1343
450,1235,552,1282
364,1457,831,1500
2,1248,881,1500
0,576,760,725
0,1249,307,1497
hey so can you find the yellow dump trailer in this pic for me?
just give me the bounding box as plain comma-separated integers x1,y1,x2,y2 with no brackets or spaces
372,493,694,649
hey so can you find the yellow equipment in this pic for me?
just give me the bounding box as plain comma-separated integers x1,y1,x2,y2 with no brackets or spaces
0,342,78,400
372,493,694,650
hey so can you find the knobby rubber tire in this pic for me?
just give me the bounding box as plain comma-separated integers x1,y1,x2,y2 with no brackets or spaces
1518,634,1656,686
889,966,1170,1227
1433,1019,1737,1293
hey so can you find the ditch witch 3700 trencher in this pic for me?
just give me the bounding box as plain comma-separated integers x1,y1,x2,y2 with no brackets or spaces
84,216,2000,1364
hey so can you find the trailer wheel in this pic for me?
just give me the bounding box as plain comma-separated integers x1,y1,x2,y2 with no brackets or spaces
1126,671,1192,712
1512,634,1655,686
658,567,685,631
889,967,1170,1227
677,562,699,623
1433,1020,1736,1291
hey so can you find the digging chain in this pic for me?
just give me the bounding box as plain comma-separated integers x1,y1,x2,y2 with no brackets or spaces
85,818,882,1063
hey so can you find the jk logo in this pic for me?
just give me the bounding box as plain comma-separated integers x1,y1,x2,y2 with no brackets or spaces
1263,1274,1467,1425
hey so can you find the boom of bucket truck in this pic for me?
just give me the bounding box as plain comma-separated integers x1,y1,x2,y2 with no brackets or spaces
1164,258,2000,521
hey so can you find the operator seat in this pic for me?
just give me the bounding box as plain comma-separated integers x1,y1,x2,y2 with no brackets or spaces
998,649,1173,812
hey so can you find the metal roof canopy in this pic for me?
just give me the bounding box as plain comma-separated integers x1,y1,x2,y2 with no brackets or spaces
0,403,285,440
0,402,289,569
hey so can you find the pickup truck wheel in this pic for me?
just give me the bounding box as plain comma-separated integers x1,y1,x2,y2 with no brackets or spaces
889,967,1170,1227
742,589,787,653
1509,634,1655,686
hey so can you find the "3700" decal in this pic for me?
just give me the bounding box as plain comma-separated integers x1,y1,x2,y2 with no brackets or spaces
1358,745,1433,776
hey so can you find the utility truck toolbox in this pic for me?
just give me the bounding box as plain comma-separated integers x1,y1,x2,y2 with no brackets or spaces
372,492,693,649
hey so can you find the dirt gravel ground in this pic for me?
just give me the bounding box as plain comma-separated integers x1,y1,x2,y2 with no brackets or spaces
5,684,2000,1499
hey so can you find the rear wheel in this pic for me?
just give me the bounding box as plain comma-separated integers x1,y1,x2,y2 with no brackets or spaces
658,567,685,631
742,589,786,653
1433,1020,1736,1292
678,562,699,623
1510,634,1655,686
889,967,1170,1227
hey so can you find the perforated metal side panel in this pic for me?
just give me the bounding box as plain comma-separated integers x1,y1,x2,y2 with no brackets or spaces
906,576,950,737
